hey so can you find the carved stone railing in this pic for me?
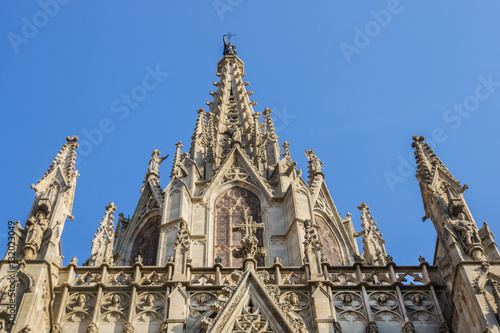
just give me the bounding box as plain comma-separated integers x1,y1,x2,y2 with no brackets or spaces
53,261,447,332
56,262,442,289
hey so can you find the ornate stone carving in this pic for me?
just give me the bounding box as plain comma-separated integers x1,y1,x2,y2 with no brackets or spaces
232,216,267,261
86,322,98,333
123,322,135,333
24,211,49,252
87,202,117,266
174,220,191,253
366,322,379,333
354,202,388,266
303,219,321,252
171,141,188,178
281,141,292,166
402,322,416,333
147,149,168,177
67,293,95,314
232,297,275,333
51,323,62,333
137,292,164,311
189,292,217,318
304,149,324,187
101,292,129,312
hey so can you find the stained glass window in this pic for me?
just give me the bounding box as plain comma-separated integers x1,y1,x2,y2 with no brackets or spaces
131,216,161,265
214,187,263,267
315,216,342,265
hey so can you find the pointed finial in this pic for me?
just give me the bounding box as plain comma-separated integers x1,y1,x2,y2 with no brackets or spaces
39,136,79,183
411,135,458,185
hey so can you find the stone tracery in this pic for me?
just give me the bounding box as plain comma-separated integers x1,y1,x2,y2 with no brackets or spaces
214,187,263,267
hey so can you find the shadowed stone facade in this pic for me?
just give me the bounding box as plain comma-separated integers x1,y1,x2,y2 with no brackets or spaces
1,38,499,332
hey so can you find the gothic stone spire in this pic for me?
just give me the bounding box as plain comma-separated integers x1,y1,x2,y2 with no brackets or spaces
23,136,79,261
88,202,117,266
354,202,388,266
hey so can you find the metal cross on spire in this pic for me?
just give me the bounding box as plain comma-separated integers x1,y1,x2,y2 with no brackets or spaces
224,32,236,42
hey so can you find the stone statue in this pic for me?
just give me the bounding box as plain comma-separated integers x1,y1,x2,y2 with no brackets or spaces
147,149,168,175
454,213,480,247
231,125,242,143
25,211,49,250
223,34,237,55
305,149,323,174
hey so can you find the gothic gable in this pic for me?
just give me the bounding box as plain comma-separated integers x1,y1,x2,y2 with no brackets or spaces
202,147,274,200
207,270,300,333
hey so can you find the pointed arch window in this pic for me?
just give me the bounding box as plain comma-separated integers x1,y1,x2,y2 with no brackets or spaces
214,187,264,267
131,216,161,265
315,216,343,265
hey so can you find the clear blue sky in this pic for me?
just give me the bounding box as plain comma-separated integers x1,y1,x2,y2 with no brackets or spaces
1,1,499,266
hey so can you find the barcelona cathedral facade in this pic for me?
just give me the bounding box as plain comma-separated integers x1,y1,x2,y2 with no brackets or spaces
1,38,500,333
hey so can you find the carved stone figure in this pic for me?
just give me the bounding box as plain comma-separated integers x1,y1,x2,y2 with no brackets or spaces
123,322,135,333
377,294,388,306
231,125,242,143
197,293,207,307
111,294,121,307
87,322,98,333
366,322,379,333
454,213,481,247
288,293,299,307
305,149,323,175
303,219,321,250
52,323,62,333
403,321,416,333
145,294,155,307
174,220,191,252
159,322,168,333
343,294,353,306
412,293,423,306
147,149,168,176
76,294,86,308
25,211,49,250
